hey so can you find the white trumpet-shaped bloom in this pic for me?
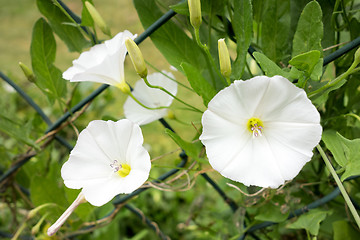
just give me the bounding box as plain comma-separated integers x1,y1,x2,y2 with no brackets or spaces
61,119,151,206
200,75,322,188
123,72,177,125
63,30,136,87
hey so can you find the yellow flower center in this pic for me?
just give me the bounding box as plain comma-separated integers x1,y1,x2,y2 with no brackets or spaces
117,163,131,178
110,160,131,178
246,117,264,137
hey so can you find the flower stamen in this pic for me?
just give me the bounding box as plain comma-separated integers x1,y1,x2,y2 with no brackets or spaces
110,160,131,177
247,117,264,138
110,160,121,172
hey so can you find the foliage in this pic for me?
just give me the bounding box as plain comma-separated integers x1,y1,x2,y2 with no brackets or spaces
1,0,360,239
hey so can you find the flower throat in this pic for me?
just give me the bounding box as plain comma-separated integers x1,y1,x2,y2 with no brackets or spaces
110,160,131,177
247,118,264,137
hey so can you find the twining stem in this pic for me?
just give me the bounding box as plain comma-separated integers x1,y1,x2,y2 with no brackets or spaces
128,92,168,110
345,113,360,122
316,144,360,229
142,77,203,113
194,28,229,86
308,61,359,98
144,60,195,92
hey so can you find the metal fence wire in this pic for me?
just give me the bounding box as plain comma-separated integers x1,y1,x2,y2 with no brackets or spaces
1,1,360,239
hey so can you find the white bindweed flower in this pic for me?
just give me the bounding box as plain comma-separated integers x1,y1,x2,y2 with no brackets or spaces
48,119,150,236
200,75,322,188
62,119,151,205
62,30,136,88
123,72,177,125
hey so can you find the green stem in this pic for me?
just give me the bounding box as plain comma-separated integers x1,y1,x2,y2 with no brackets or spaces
53,0,95,42
194,28,229,86
144,60,195,92
226,76,231,85
316,144,360,229
345,113,360,122
308,61,358,98
245,60,254,78
142,77,203,113
128,92,168,110
11,222,27,240
174,118,192,126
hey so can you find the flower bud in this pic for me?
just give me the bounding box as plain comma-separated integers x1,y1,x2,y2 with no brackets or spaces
19,62,35,83
85,1,111,36
125,37,148,78
31,214,47,235
117,81,131,94
218,39,231,78
27,203,55,219
188,0,202,29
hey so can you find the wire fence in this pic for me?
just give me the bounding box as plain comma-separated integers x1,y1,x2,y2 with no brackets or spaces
1,1,360,239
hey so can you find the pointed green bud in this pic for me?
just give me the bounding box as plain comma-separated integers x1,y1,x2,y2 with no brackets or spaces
28,203,55,219
125,37,148,78
218,39,231,78
31,214,48,235
19,62,35,83
116,81,131,94
85,1,111,36
188,0,202,29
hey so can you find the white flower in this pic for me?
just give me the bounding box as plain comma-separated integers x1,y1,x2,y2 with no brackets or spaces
61,119,151,206
199,75,322,188
62,30,136,87
123,72,177,125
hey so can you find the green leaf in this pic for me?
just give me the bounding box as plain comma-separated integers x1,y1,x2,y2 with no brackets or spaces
310,78,347,106
287,209,332,236
232,0,252,79
322,131,360,181
181,62,216,106
30,159,69,222
0,112,38,149
253,52,291,78
292,0,323,57
81,0,94,27
310,58,323,81
322,130,347,167
169,1,188,15
261,0,290,64
255,202,289,222
165,129,204,163
30,18,66,102
333,220,360,240
319,0,335,56
289,50,320,76
37,0,90,52
133,0,205,73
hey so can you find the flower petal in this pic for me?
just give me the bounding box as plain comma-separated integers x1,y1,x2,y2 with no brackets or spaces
253,75,320,124
82,167,149,206
206,79,270,124
220,136,285,188
200,110,251,173
61,154,111,189
62,31,136,86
